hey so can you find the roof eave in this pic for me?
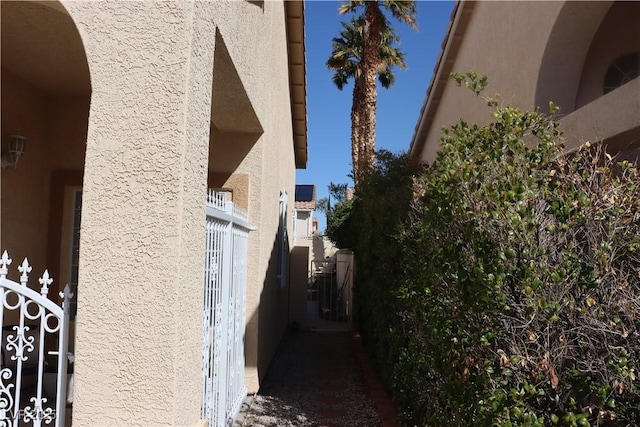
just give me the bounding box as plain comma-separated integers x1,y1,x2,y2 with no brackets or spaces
285,0,308,169
408,1,475,163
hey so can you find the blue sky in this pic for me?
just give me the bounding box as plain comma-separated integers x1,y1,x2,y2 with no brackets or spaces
296,1,455,231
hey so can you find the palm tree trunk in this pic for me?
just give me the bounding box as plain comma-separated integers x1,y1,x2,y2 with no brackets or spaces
351,75,366,186
359,1,382,183
351,76,364,186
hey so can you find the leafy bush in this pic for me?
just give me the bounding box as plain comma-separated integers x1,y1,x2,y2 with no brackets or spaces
326,196,356,250
351,73,640,426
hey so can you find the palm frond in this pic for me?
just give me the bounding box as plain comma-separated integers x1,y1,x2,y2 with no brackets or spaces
327,12,409,91
332,70,351,91
382,0,417,28
377,69,396,89
339,0,365,15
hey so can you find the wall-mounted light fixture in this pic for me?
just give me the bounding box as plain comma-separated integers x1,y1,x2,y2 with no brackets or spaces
1,135,27,169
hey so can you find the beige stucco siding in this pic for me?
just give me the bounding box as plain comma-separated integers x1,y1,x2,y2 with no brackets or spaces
208,1,298,392
576,1,640,108
63,1,215,424
560,77,640,152
414,1,638,165
419,1,562,164
3,0,301,423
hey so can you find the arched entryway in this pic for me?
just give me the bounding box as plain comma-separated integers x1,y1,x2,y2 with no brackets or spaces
1,0,91,306
1,1,91,422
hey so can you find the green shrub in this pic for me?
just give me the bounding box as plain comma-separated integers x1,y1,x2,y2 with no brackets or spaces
351,73,640,426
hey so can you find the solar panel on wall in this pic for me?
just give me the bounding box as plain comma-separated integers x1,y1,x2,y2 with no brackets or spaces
295,185,315,202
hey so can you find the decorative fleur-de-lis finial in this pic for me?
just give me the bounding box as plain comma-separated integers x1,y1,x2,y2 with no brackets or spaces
18,257,32,285
39,270,53,297
60,284,75,310
0,250,11,279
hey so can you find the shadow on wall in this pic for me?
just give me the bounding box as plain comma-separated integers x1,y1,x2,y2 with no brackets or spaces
209,127,261,175
311,236,327,262
245,226,289,386
208,28,263,175
311,236,338,264
534,1,613,113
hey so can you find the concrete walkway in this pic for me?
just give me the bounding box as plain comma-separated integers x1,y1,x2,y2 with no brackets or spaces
239,331,397,427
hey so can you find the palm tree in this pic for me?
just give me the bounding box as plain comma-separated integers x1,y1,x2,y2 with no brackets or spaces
333,1,416,185
327,14,409,186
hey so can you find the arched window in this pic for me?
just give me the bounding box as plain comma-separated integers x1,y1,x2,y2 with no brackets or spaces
604,52,640,94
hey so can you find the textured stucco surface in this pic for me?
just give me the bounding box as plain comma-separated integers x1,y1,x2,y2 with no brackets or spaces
206,1,297,393
62,0,216,424
414,1,637,164
3,0,300,423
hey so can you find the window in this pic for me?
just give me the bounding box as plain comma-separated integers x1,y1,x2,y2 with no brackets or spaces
277,190,289,288
604,52,640,94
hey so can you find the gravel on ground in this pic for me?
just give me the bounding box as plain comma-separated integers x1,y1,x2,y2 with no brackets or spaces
240,330,382,427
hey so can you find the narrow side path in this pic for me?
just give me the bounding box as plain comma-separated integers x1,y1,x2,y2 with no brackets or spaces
239,331,382,427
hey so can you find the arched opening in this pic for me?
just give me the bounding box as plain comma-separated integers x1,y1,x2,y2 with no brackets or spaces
575,1,640,107
572,1,640,162
535,1,639,162
534,1,612,114
1,1,91,411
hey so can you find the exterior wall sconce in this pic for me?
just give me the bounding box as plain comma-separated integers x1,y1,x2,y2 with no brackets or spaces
1,135,27,169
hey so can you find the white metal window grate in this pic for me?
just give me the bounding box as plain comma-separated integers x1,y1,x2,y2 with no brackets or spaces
202,190,254,427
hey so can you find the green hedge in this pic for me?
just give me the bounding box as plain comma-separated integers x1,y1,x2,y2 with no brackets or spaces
347,73,640,426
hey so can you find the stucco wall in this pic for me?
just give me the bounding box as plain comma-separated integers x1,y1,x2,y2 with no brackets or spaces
204,1,297,392
46,97,90,171
418,1,563,164
560,78,640,152
63,0,216,424
415,1,637,165
295,210,312,238
60,0,298,422
4,0,299,422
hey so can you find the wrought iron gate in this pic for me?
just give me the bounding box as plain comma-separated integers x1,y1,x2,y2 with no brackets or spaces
202,191,254,427
307,259,353,331
0,251,72,427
